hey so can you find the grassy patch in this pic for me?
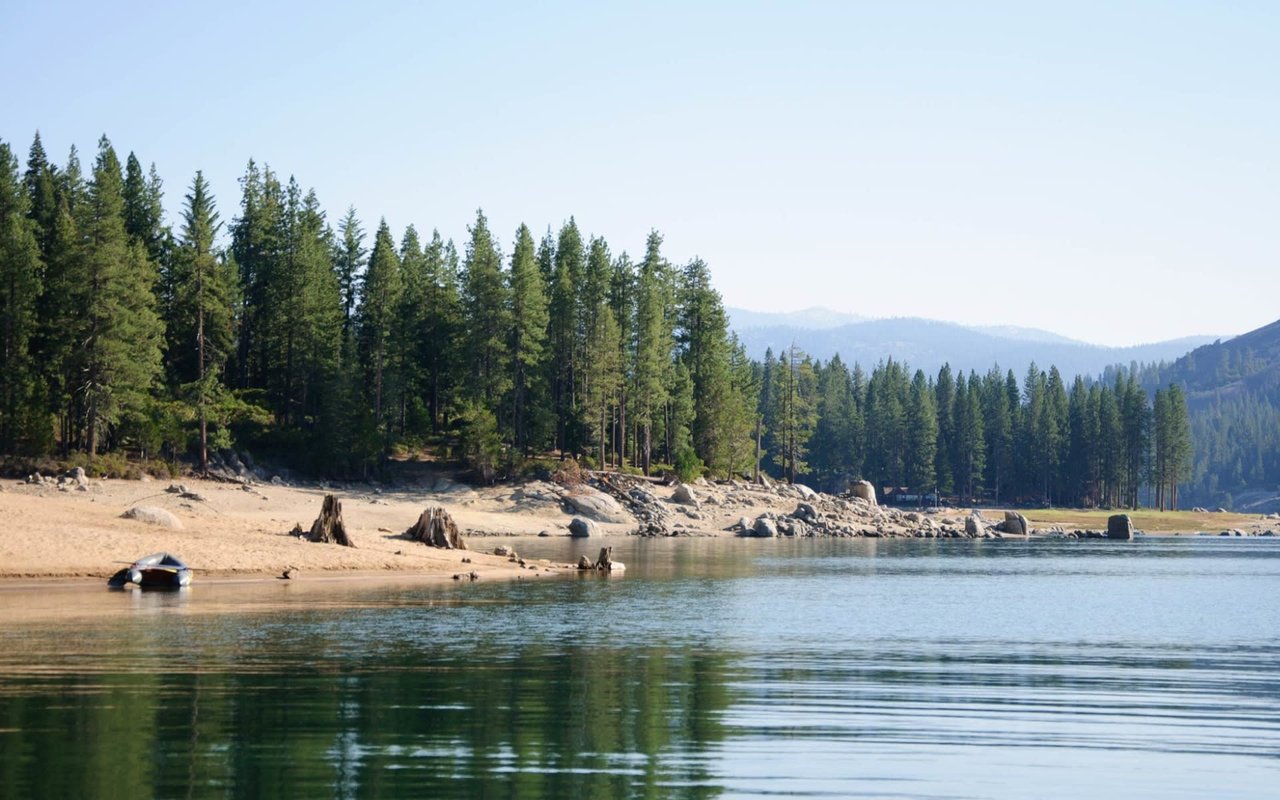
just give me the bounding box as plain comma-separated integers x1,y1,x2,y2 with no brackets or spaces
1005,507,1261,533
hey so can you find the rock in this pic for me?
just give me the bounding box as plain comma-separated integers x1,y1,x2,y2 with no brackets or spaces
670,484,699,506
563,488,631,523
569,517,597,538
965,514,982,536
849,480,877,505
756,474,773,489
577,555,593,569
1214,507,1228,513
998,511,1030,537
733,516,753,531
121,506,183,530
70,467,88,489
794,484,818,500
1107,513,1134,540
751,517,778,538
793,502,818,522
904,511,922,523
537,530,552,537
494,545,514,557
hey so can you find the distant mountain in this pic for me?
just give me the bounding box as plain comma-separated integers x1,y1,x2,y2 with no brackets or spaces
727,308,1217,379
1145,317,1280,512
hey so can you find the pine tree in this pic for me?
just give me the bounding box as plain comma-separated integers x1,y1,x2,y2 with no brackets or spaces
460,210,509,411
905,369,938,493
770,344,817,482
548,218,584,455
584,306,622,468
507,223,549,454
75,136,164,454
633,232,670,474
357,219,403,448
0,140,45,453
933,364,955,494
170,171,238,472
334,207,366,342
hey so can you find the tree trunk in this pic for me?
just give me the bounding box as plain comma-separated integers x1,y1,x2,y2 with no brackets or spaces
404,507,467,549
308,495,355,547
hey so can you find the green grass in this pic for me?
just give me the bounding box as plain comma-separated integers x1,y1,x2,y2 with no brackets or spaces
1005,507,1261,533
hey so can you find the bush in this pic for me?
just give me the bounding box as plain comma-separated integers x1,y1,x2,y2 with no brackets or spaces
674,448,704,484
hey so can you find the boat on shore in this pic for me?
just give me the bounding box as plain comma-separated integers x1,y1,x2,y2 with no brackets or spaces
107,553,193,588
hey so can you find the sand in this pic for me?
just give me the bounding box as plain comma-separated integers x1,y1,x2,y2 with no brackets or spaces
0,476,598,582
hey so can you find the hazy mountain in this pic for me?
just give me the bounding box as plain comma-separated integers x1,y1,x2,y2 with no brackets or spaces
727,308,1217,379
1143,316,1280,512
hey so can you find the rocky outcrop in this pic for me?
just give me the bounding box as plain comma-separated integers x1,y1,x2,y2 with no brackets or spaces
1106,513,1134,540
751,517,778,537
563,487,632,524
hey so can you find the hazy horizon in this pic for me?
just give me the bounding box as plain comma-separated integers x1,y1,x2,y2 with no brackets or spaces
4,0,1276,347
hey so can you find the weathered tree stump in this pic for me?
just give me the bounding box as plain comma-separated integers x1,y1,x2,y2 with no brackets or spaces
594,546,613,569
308,494,355,547
405,507,467,550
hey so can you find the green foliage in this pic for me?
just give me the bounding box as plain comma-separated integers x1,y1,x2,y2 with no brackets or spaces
459,402,503,483
674,446,704,483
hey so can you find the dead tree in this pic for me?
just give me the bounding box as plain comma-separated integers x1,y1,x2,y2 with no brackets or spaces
405,507,467,550
308,495,355,547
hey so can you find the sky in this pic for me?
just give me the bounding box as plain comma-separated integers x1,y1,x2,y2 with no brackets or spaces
3,0,1277,346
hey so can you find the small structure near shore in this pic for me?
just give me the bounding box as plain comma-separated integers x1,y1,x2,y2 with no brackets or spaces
405,507,467,549
307,494,355,547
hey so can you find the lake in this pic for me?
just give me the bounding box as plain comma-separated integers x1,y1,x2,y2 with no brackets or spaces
1,536,1278,798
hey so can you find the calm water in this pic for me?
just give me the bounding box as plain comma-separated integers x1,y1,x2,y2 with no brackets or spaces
1,537,1278,798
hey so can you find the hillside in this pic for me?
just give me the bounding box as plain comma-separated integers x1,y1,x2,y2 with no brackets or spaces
728,309,1216,378
1148,317,1280,512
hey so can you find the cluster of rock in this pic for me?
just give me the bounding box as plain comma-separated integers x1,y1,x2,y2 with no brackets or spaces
25,467,91,492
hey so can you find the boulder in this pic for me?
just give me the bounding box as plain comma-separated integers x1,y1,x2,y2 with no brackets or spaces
751,517,778,538
563,488,631,523
794,484,818,500
1106,513,1134,540
70,466,88,489
998,511,1029,537
569,517,597,538
793,502,818,522
964,514,982,536
670,484,699,507
849,480,877,506
121,506,183,530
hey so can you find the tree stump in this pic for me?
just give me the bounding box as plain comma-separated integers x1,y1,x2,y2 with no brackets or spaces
308,495,355,547
405,507,467,550
594,546,613,570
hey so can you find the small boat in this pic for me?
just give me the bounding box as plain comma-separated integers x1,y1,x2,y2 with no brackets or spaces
107,553,194,588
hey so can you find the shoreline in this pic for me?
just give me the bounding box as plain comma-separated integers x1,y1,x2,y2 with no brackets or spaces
2,474,1272,584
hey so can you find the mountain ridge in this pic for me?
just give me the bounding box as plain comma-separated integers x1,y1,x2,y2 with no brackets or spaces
727,307,1219,379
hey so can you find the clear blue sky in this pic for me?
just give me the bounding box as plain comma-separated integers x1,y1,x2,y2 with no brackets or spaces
3,0,1277,346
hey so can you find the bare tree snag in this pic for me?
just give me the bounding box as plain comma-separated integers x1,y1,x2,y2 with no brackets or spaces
308,495,355,547
405,507,467,550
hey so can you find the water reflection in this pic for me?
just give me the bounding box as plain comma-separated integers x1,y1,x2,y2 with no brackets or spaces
1,538,1279,798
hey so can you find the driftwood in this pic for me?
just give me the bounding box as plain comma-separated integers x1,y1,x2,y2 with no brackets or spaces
578,546,625,573
308,494,355,547
405,507,467,550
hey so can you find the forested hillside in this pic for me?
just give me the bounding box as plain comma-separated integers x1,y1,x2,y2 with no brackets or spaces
1131,319,1280,511
0,132,1206,510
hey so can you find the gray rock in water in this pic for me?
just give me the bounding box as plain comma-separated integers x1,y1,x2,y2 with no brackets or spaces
569,517,597,538
999,511,1029,537
751,517,778,538
121,506,183,530
965,514,982,536
1107,513,1134,540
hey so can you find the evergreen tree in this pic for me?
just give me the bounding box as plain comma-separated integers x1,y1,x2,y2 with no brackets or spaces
905,369,938,493
633,231,670,474
460,210,509,410
0,140,45,453
74,136,164,454
357,219,403,448
170,171,238,472
507,223,549,454
334,207,365,342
